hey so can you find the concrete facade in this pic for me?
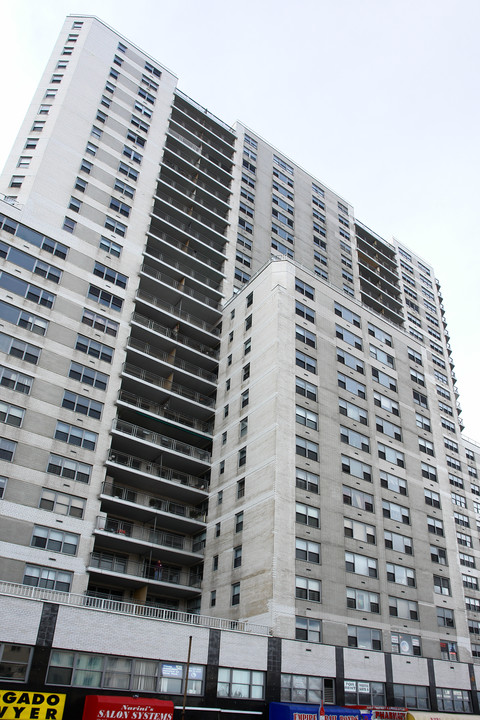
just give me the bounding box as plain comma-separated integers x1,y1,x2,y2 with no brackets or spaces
0,13,479,720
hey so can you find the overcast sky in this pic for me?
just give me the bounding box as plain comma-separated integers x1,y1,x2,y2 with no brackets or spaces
1,0,479,442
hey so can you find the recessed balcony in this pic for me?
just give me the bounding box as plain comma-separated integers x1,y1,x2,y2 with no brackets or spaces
88,552,201,597
105,450,208,503
111,418,211,473
125,336,217,387
117,389,213,437
135,288,221,341
150,207,227,262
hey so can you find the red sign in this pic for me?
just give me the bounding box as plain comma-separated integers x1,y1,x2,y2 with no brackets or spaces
82,696,174,720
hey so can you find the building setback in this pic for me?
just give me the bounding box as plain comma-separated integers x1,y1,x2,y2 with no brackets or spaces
0,13,479,720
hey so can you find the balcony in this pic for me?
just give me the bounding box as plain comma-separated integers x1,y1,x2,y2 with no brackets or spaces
121,362,215,415
88,552,201,597
145,231,224,280
100,480,206,528
161,157,231,205
106,450,208,503
131,312,219,362
140,262,222,312
111,418,211,472
154,187,228,238
162,142,231,193
135,288,221,338
158,175,229,222
126,336,217,385
150,206,226,261
117,390,213,436
174,90,236,143
94,516,202,564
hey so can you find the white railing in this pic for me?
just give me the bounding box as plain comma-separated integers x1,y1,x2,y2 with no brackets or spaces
0,581,270,636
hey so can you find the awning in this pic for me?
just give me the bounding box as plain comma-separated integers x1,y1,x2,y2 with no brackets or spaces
270,703,366,720
82,695,174,720
407,713,480,720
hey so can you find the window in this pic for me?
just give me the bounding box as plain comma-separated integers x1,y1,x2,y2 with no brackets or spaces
10,175,24,188
296,617,321,642
447,456,461,471
87,285,123,311
47,454,92,484
0,365,33,395
295,300,315,323
454,511,469,527
241,390,249,408
54,422,97,451
295,325,316,348
436,688,471,713
391,633,421,656
104,217,127,238
368,323,392,346
451,492,466,508
343,680,385,705
40,489,85,518
336,325,362,349
99,237,122,258
93,263,127,289
372,368,397,391
345,552,377,577
462,574,479,590
296,538,320,563
380,472,407,495
434,576,451,595
0,401,24,428
457,531,472,547
337,373,366,398
376,417,402,441
62,391,103,419
424,488,440,508
296,377,317,401
341,455,372,481
296,279,314,300
235,512,244,533
383,501,409,524
344,518,376,544
346,588,379,613
387,563,415,586
231,583,240,606
81,309,118,337
236,479,245,499
389,597,419,620
385,530,413,555
217,668,264,699
337,348,364,373
296,350,316,374
0,271,55,308
430,545,447,565
392,685,429,710
416,412,431,431
339,399,368,425
437,607,455,628
295,577,321,602
32,120,46,132
75,334,113,363
0,333,41,364
460,552,475,568
340,426,369,452
0,643,33,681
378,444,405,467
374,391,399,415
296,502,319,528
444,436,458,453
370,345,395,367
421,462,437,481
296,468,319,493
296,437,319,461
23,565,72,592
0,439,16,462
343,486,374,512
427,516,444,536
240,417,248,436
62,217,76,233
348,626,381,650
31,525,79,555
296,405,318,430
68,197,82,213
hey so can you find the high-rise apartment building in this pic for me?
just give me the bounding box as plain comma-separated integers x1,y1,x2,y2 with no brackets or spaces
0,14,479,720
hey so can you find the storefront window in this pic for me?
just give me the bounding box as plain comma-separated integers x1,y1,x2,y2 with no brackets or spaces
344,680,385,706
217,668,265,699
0,644,33,681
281,675,335,704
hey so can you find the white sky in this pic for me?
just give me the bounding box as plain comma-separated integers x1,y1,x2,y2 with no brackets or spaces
1,0,479,442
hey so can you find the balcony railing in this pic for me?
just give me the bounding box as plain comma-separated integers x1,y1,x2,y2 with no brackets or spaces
122,362,216,408
126,336,217,383
169,121,234,165
107,450,208,491
112,419,211,463
159,174,230,219
96,516,199,554
89,552,201,588
161,157,231,204
162,144,230,190
0,581,269,635
101,480,207,521
132,312,220,360
118,390,213,434
145,231,224,276
140,262,221,310
135,288,221,335
155,188,228,236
